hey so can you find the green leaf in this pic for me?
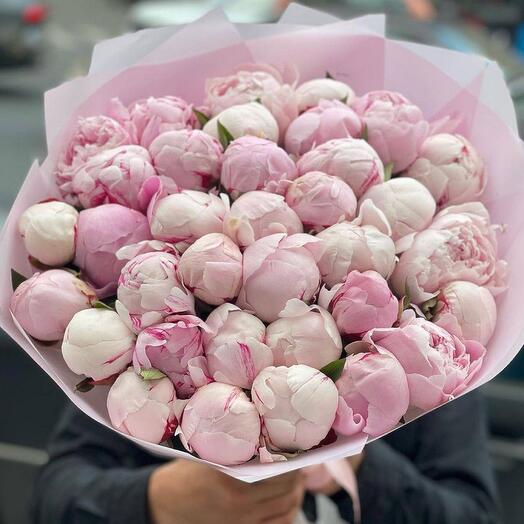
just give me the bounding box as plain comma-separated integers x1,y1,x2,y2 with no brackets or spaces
193,108,210,127
140,369,167,381
320,358,346,382
254,97,262,104
325,71,334,79
11,269,28,292
217,120,234,150
384,162,394,181
340,95,348,104
75,377,94,393
361,123,368,141
93,300,113,311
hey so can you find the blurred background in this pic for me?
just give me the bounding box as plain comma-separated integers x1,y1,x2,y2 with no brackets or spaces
1,1,524,522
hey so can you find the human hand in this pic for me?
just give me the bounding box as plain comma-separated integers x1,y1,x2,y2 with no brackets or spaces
148,459,305,524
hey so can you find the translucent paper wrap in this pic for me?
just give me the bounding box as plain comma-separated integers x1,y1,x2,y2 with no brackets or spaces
1,4,523,482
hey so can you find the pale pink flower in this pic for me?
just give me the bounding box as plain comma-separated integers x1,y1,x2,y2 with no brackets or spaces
352,90,429,173
405,133,486,208
266,299,342,369
10,270,96,341
285,171,357,231
178,382,261,465
220,136,297,198
295,78,355,112
236,233,323,323
297,138,384,198
285,100,363,156
107,367,179,444
178,233,242,306
149,129,223,191
223,191,303,248
251,365,338,451
203,303,272,389
319,270,398,335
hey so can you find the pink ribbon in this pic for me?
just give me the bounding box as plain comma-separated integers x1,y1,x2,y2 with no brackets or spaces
303,459,361,524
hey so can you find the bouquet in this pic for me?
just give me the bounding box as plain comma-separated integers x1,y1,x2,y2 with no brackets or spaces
1,5,524,488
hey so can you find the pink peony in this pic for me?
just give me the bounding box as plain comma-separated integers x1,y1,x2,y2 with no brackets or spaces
360,178,436,243
178,382,261,465
149,129,223,191
107,367,178,444
204,63,298,137
134,315,208,398
297,138,384,198
295,78,355,112
67,145,156,211
285,171,357,231
316,222,396,288
115,251,195,334
266,299,342,369
364,311,486,411
285,100,363,156
223,191,303,248
74,204,151,298
236,233,323,323
432,281,497,345
123,96,196,148
319,270,398,335
352,90,429,173
405,133,486,208
148,190,226,251
10,269,96,341
19,201,78,267
251,365,338,451
333,350,409,437
62,309,135,381
220,136,297,198
203,102,279,143
391,202,507,303
178,233,242,306
203,303,273,389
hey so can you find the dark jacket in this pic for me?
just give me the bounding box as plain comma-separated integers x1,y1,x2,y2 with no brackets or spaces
32,390,499,524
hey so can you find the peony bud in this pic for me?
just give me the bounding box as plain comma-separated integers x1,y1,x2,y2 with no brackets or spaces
220,136,297,198
285,100,362,156
68,145,156,211
107,367,178,444
62,308,135,381
179,233,242,306
203,103,279,143
433,281,497,345
251,365,338,451
236,233,323,323
333,350,409,437
10,270,96,341
223,191,303,248
319,270,398,335
149,129,223,191
297,138,384,198
19,201,78,267
115,251,195,334
405,133,486,208
266,299,342,369
74,204,151,298
203,303,273,389
352,90,429,173
134,315,208,398
148,190,226,251
316,222,396,288
285,171,357,231
295,78,355,112
360,178,436,242
178,382,261,465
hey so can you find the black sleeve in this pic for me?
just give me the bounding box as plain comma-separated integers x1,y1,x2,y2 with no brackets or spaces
32,405,163,524
333,390,500,524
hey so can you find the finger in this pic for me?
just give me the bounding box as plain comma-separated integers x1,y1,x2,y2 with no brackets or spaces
253,483,305,521
251,472,303,501
261,506,302,524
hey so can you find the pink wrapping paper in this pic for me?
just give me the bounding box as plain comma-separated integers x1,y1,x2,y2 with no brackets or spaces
1,4,523,482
